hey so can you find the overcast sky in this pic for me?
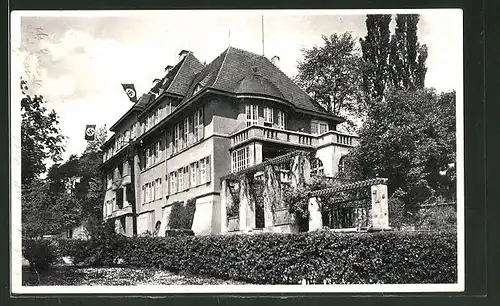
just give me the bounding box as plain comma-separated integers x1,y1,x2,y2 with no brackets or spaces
12,9,462,162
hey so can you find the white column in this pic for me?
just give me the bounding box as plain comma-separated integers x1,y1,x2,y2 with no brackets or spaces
370,184,390,230
308,197,323,231
220,179,229,234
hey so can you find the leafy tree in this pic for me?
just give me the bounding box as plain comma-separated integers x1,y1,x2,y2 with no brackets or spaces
359,14,392,105
21,92,65,185
295,33,363,122
388,14,428,90
339,89,456,223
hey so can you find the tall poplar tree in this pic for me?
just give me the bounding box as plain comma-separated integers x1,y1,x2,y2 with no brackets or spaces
388,14,428,90
359,14,392,104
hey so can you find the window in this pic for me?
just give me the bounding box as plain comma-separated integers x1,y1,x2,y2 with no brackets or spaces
277,110,286,130
170,172,176,195
338,156,346,173
246,104,258,126
311,158,324,176
200,158,207,183
190,163,197,187
263,106,273,126
183,117,189,146
175,123,182,151
232,147,249,172
151,181,156,201
194,108,204,142
178,169,184,192
156,178,162,199
116,187,124,208
311,120,328,135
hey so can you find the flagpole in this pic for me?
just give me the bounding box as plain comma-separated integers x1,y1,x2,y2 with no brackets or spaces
261,15,265,56
228,28,231,46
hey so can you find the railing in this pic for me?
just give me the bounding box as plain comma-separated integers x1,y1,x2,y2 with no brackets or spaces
230,125,316,148
230,125,357,149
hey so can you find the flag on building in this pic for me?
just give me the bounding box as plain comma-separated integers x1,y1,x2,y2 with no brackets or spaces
85,125,96,141
121,84,138,102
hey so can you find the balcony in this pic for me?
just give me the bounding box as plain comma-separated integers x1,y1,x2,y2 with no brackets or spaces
230,125,315,149
230,125,357,149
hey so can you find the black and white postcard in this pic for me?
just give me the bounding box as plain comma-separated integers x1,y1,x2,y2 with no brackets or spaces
10,9,464,294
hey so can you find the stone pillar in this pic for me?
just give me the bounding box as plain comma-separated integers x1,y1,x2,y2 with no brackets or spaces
308,197,323,231
290,155,304,189
370,184,390,230
239,175,255,232
263,165,280,231
219,179,230,234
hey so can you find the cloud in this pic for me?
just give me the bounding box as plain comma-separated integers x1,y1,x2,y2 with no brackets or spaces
16,11,462,162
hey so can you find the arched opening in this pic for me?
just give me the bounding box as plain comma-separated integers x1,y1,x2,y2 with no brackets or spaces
310,158,324,176
153,221,161,236
338,155,347,173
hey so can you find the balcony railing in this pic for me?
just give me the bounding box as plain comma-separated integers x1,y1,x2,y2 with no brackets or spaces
230,125,357,149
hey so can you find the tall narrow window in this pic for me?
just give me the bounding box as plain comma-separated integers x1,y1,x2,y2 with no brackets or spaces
311,158,324,176
174,123,181,152
245,104,258,126
194,108,204,142
263,106,273,126
232,147,249,172
151,181,156,201
184,117,190,146
178,169,184,192
170,172,175,195
200,158,207,183
190,163,197,187
277,110,286,130
338,156,346,173
156,178,162,200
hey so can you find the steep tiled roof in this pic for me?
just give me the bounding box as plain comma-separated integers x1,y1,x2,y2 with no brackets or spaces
234,74,285,99
164,52,204,97
183,47,330,115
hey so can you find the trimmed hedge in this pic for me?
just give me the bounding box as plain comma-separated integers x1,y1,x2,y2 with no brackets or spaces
57,230,457,284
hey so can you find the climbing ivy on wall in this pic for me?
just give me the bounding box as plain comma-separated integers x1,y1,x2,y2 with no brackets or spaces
168,199,197,230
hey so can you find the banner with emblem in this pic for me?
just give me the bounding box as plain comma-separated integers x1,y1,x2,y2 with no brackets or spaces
121,84,138,103
85,125,96,141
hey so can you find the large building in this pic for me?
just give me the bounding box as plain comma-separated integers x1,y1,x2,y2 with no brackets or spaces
100,47,358,237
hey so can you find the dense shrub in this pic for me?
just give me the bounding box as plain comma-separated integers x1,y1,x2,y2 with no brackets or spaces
73,230,457,284
55,239,92,265
418,205,457,231
22,239,58,272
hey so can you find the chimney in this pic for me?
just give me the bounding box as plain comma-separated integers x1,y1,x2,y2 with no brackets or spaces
179,50,190,61
271,55,280,67
164,65,174,73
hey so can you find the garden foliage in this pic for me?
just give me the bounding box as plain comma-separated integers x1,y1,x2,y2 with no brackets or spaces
55,230,457,284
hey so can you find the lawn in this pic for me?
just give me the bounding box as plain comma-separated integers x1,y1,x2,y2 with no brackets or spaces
22,266,246,286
